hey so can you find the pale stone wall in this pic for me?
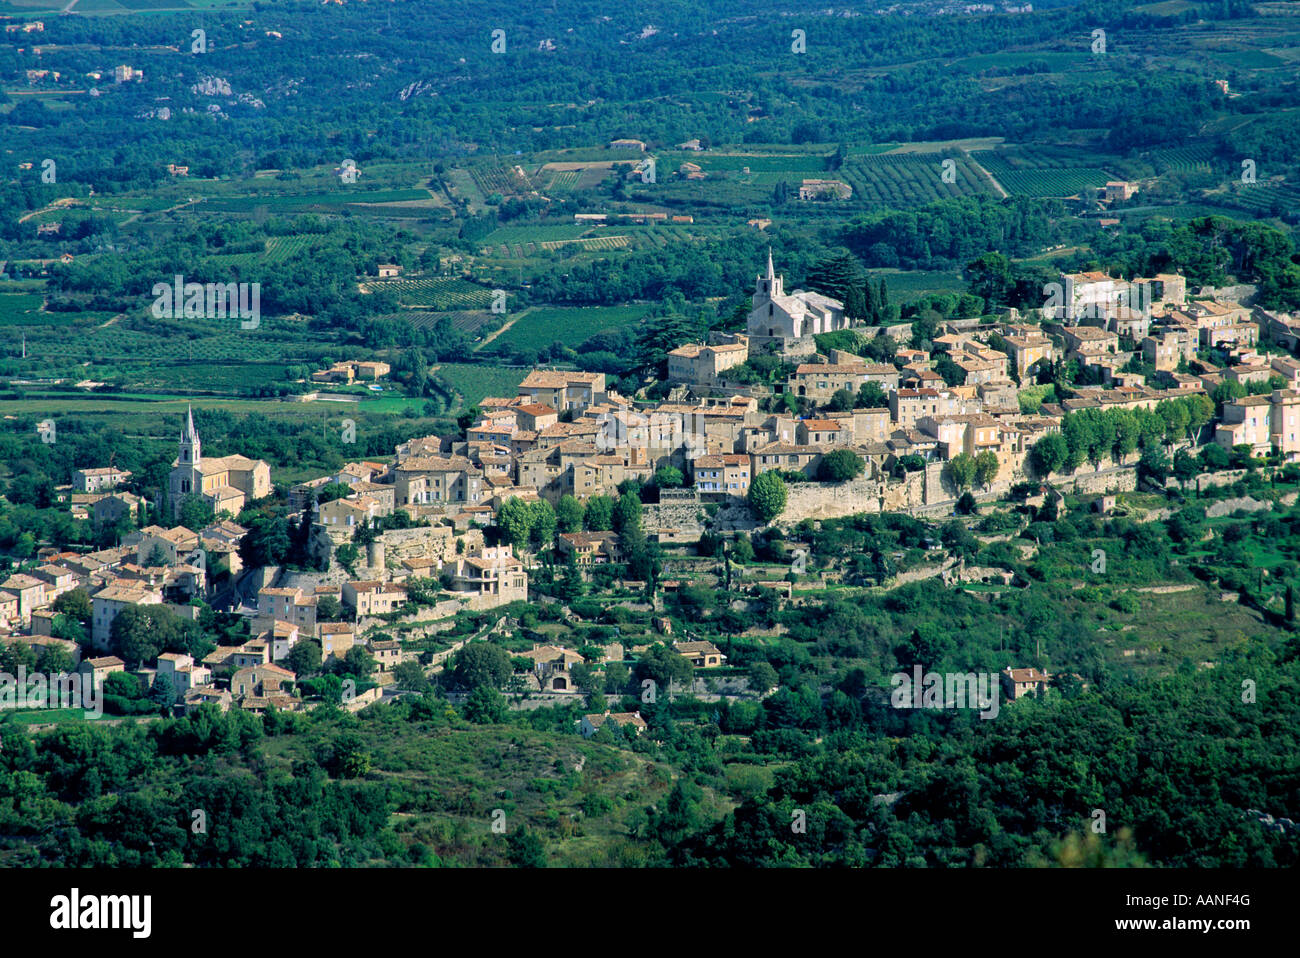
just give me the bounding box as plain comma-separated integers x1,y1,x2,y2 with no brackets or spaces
644,491,708,538
1205,496,1271,518
778,462,1137,523
379,525,483,564
1190,469,1250,493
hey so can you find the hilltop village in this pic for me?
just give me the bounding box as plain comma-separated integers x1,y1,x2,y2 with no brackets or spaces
3,252,1296,722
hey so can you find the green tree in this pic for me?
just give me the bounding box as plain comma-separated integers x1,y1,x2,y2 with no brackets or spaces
52,588,92,628
613,493,643,535
463,685,508,724
584,495,615,532
331,733,373,778
1173,448,1200,485
856,381,888,408
1139,445,1170,481
748,660,778,693
654,466,684,489
177,495,215,531
805,250,863,300
149,673,178,710
973,450,1000,488
843,284,868,322
635,643,694,693
1210,379,1246,412
41,644,76,674
315,482,353,505
498,497,535,551
109,604,192,669
963,251,1013,308
506,826,546,867
1030,433,1068,475
316,594,344,622
335,543,360,570
528,500,557,552
747,471,787,523
393,660,430,692
285,640,323,676
12,532,35,560
341,646,376,678
557,556,585,601
452,642,513,691
818,449,865,482
826,388,855,413
947,452,978,490
240,516,293,568
556,494,585,533
1200,443,1230,470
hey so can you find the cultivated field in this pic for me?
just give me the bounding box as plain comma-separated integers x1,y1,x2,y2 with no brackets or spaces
433,362,529,409
840,153,998,206
360,276,496,309
487,305,650,353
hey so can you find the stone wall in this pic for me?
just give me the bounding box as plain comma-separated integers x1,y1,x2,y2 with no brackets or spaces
644,490,708,538
778,461,1137,523
1205,496,1271,518
379,525,483,564
1191,469,1249,493
1064,467,1138,496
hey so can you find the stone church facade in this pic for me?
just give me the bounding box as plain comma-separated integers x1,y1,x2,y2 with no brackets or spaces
747,249,852,356
169,407,272,517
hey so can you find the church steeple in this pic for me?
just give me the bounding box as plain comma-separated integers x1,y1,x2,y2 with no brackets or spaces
179,405,201,465
756,249,783,303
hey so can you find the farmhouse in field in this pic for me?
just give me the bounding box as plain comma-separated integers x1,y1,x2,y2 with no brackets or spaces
580,710,648,738
798,178,852,201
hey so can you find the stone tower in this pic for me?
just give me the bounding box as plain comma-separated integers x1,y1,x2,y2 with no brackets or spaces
170,405,203,514
753,246,785,308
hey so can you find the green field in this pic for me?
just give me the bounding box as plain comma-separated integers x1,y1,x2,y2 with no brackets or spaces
203,234,323,269
0,293,55,325
203,188,432,214
696,153,830,173
1145,144,1216,174
1211,184,1300,217
489,305,650,353
839,153,998,207
480,224,590,246
991,168,1115,197
544,170,581,193
0,708,110,725
433,362,528,409
969,147,1120,197
445,168,488,213
362,276,496,309
864,269,966,298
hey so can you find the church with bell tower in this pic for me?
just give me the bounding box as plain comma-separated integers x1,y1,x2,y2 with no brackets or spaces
747,249,851,357
169,406,272,518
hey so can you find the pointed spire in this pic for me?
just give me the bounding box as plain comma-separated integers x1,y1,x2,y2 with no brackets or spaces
185,404,196,440
766,247,775,281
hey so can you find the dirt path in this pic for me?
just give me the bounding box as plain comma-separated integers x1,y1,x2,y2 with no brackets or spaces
119,196,202,226
474,307,529,351
17,196,83,224
967,153,1009,199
